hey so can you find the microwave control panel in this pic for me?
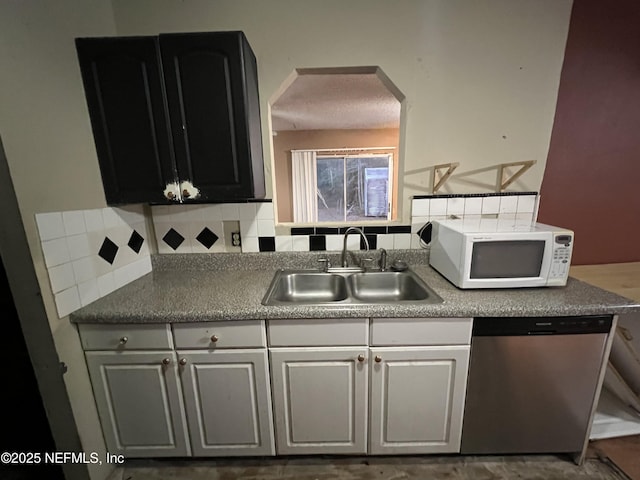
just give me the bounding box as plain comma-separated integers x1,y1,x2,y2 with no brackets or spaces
550,234,573,278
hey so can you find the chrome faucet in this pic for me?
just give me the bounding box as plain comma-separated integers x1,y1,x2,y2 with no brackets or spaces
341,227,370,268
378,248,388,271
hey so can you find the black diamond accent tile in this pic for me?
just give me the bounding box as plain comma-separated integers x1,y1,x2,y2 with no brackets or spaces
196,227,219,249
127,230,144,254
258,236,275,252
309,235,326,251
98,237,119,265
162,228,185,251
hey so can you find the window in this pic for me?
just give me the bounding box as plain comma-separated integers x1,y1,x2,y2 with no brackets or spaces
292,149,393,223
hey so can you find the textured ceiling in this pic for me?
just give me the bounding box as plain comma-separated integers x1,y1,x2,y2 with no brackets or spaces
271,72,401,132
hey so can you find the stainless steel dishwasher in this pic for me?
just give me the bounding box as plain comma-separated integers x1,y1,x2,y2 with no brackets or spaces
460,315,612,454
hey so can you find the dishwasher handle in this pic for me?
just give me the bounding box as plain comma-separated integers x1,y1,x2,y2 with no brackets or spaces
473,315,612,336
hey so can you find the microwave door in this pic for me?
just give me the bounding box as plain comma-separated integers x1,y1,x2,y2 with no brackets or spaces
461,237,551,288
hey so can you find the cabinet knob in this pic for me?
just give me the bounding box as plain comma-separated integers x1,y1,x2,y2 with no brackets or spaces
166,191,176,200
179,358,187,366
162,358,171,366
182,189,191,198
210,334,219,343
119,336,128,345
357,354,365,362
374,355,382,363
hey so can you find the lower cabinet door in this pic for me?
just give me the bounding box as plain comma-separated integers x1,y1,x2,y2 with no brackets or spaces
270,347,368,455
178,349,275,456
369,346,470,454
85,351,190,457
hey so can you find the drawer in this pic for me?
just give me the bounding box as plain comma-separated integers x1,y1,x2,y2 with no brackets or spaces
78,323,173,350
172,320,266,349
371,318,472,346
268,318,368,347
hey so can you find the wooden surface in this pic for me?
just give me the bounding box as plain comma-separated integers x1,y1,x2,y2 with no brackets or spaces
570,262,640,302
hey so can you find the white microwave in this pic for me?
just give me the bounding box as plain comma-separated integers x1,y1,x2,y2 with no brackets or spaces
428,219,574,289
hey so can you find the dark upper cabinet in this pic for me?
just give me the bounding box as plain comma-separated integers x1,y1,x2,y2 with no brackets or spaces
76,31,265,205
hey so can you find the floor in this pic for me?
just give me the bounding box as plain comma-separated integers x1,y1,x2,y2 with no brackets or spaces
104,262,640,480
106,454,629,480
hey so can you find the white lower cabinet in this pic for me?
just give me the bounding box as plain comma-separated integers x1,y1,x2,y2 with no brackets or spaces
178,349,275,456
267,317,472,456
269,347,368,455
369,346,470,454
81,321,274,458
84,351,190,457
81,317,472,459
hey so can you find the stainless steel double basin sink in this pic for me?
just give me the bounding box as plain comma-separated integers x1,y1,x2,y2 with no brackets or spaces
262,268,443,306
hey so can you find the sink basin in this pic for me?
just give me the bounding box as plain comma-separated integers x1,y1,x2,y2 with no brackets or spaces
348,271,436,302
262,269,442,306
262,271,348,304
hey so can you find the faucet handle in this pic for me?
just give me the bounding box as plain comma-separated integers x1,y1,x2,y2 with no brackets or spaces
360,257,375,271
317,257,331,272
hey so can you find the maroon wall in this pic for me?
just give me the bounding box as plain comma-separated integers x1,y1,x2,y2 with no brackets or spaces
538,0,640,265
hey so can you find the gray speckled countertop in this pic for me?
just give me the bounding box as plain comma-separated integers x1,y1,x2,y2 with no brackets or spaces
70,251,640,324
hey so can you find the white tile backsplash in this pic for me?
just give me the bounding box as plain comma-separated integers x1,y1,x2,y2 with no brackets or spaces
48,263,76,294
78,278,100,307
446,197,465,216
411,198,430,217
256,203,275,220
464,197,483,215
41,237,71,268
62,210,87,236
481,196,499,214
66,233,91,261
430,198,447,216
36,212,66,241
499,196,518,214
257,218,275,237
36,205,151,318
275,235,293,252
517,195,537,214
54,286,81,318
221,203,239,220
238,203,257,220
292,236,310,251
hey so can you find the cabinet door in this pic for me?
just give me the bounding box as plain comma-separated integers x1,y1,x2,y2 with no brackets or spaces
369,346,470,454
84,351,190,457
159,31,264,201
270,347,368,454
75,37,177,204
178,349,275,456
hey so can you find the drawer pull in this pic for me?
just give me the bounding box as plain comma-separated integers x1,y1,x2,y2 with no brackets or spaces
375,355,382,363
210,334,219,343
119,336,128,345
179,358,187,366
162,358,171,366
357,354,365,362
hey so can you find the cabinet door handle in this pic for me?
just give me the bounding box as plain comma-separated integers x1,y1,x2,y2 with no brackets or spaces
182,189,191,198
166,191,176,200
162,358,171,366
119,336,128,345
210,335,219,343
374,355,382,363
357,354,365,362
179,358,187,366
